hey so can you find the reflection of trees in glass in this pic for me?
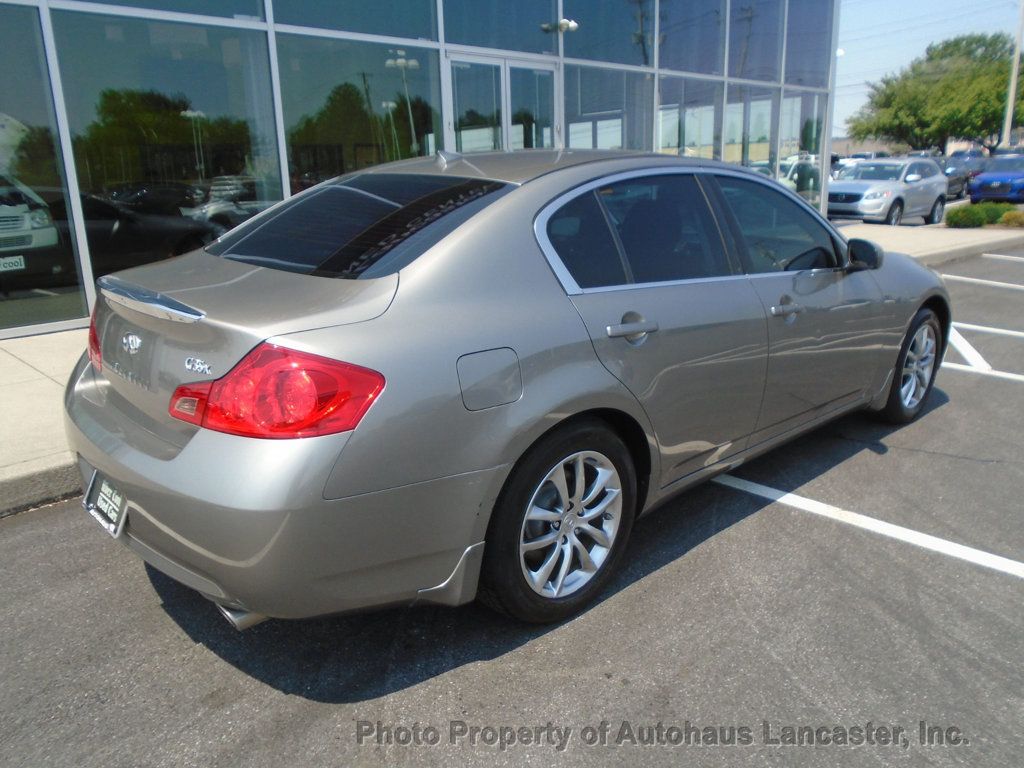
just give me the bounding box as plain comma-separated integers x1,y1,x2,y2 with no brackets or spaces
287,82,433,187
11,126,61,190
71,89,253,193
800,118,822,154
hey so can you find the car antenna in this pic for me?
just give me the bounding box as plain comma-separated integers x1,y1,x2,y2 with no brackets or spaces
436,150,462,169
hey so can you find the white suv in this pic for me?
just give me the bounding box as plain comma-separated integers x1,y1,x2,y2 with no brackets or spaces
0,174,59,276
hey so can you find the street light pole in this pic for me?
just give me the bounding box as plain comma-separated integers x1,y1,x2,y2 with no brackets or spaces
1001,0,1024,148
386,52,420,155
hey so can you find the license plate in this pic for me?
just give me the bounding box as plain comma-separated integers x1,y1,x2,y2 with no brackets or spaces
0,255,25,272
84,472,128,537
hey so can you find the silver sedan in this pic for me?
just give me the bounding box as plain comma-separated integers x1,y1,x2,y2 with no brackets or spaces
828,159,948,225
65,150,950,628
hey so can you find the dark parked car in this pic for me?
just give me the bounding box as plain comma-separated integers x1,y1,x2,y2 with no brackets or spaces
104,181,207,216
942,160,969,200
50,195,220,279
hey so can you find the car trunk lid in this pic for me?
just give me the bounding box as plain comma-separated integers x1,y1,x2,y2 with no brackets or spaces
92,250,396,436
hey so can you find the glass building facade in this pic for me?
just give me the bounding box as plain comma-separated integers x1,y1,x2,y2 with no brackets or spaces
0,0,838,337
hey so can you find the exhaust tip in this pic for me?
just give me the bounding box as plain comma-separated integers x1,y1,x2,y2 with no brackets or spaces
216,603,268,631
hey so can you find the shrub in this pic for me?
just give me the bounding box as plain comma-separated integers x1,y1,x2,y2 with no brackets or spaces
976,201,1015,224
999,210,1024,227
945,206,988,228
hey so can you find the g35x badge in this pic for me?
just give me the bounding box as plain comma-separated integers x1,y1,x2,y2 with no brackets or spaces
121,332,142,356
185,357,212,375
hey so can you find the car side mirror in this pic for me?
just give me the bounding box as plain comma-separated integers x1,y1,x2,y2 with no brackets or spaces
905,173,922,183
847,238,884,271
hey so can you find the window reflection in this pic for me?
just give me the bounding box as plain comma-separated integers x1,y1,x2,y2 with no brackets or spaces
278,36,441,190
659,0,725,75
778,91,826,205
452,62,502,153
53,12,282,278
0,6,86,331
273,0,437,41
728,0,784,82
785,0,834,88
65,0,263,19
725,85,779,174
509,68,554,149
658,77,723,159
563,0,654,66
565,66,653,151
443,0,557,55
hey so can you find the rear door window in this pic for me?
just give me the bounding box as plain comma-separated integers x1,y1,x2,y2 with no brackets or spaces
207,174,510,279
545,191,629,289
597,174,732,283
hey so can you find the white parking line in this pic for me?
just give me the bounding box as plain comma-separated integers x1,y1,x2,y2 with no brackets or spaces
982,253,1024,264
941,362,1024,383
713,475,1024,580
953,321,1024,340
939,274,1024,291
947,327,992,371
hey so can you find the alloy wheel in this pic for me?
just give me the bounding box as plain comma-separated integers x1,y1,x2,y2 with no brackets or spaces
900,323,936,409
519,451,622,599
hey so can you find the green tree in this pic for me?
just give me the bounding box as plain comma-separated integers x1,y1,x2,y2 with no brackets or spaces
11,126,61,188
848,33,1024,150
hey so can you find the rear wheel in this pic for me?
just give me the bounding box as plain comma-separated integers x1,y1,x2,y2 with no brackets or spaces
925,197,945,225
879,308,942,424
478,419,636,623
885,201,904,226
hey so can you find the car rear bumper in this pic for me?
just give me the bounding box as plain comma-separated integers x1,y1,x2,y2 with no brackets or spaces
64,354,504,620
970,189,1024,203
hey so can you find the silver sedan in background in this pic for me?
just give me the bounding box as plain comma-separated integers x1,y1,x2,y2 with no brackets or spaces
828,159,948,225
65,150,950,629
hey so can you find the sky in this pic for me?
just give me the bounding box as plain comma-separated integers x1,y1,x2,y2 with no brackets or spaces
834,0,1022,137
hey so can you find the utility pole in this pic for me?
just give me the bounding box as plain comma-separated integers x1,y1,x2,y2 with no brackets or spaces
1001,0,1024,147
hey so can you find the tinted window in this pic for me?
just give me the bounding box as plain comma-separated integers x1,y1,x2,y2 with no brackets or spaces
659,0,726,75
729,0,783,82
273,0,437,39
546,192,628,289
716,176,838,273
784,0,833,87
563,0,655,66
600,175,731,282
208,174,508,279
443,0,557,54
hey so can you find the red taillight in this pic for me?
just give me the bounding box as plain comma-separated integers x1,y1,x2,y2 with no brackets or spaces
169,343,384,439
88,303,102,372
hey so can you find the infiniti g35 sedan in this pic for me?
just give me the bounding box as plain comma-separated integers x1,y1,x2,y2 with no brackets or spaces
64,150,950,628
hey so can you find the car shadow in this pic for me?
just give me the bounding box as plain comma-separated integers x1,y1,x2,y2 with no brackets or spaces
148,389,950,704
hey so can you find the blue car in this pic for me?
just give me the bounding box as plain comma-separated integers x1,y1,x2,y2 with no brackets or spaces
970,156,1024,203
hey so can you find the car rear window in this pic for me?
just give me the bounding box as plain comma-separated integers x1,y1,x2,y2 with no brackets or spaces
206,173,510,279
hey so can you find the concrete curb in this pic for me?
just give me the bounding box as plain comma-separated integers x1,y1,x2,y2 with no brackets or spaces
0,453,81,519
912,232,1024,268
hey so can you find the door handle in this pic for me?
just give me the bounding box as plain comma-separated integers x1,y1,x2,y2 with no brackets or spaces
769,303,805,318
606,320,659,339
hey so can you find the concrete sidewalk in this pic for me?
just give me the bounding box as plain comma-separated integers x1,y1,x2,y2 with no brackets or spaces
3,223,1024,517
1,329,86,516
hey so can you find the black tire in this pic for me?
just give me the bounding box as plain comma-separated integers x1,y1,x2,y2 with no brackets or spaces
878,308,942,424
885,200,904,226
925,197,945,225
478,419,637,623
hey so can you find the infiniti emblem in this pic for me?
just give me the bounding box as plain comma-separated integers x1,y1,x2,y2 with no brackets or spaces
121,332,143,356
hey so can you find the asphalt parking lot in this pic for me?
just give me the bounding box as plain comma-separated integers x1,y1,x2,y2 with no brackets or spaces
2,252,1023,768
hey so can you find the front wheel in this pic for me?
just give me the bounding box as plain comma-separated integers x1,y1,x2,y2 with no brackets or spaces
879,308,942,424
478,420,637,623
885,201,904,226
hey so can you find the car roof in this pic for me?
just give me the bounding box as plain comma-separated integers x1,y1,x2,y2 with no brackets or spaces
358,149,741,185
